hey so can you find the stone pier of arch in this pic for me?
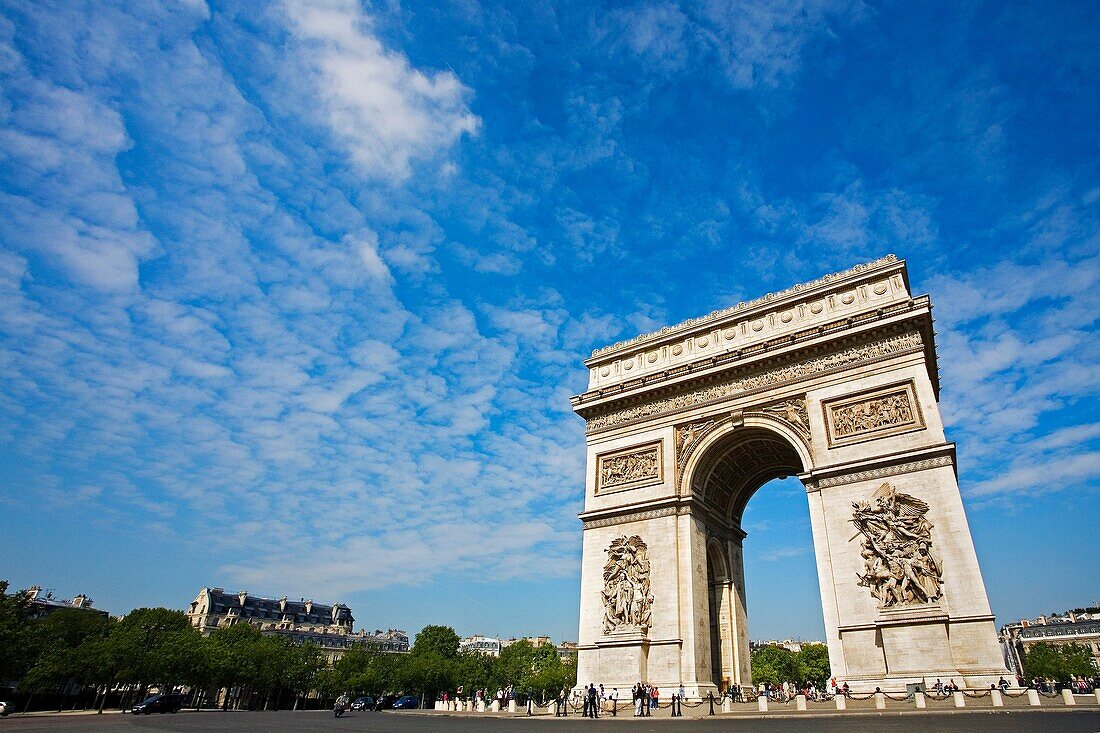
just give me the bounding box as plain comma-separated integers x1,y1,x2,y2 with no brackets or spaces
570,255,1010,696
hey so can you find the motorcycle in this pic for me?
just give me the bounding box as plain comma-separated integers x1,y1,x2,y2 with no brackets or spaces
334,701,347,718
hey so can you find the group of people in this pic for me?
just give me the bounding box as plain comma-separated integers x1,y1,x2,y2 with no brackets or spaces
563,682,678,717
930,678,962,694
751,679,844,702
1024,674,1099,693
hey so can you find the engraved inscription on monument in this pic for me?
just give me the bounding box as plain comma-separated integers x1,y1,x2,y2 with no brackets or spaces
602,535,654,634
597,441,662,493
824,381,923,446
851,482,943,608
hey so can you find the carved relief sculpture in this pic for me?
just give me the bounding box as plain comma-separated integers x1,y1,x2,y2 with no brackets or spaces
599,444,661,490
602,535,654,634
832,390,914,438
851,482,943,608
675,419,716,459
761,398,809,437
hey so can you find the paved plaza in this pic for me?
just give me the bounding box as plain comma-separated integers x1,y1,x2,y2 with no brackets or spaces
2,709,1099,733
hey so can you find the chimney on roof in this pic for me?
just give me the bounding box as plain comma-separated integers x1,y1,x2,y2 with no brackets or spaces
72,594,88,608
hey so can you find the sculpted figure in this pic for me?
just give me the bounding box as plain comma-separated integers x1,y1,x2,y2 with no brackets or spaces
851,482,944,608
602,535,653,633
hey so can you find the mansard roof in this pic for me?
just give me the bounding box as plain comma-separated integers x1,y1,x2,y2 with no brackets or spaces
203,587,353,622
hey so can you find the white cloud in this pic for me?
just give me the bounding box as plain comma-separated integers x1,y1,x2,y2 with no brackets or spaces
282,0,480,181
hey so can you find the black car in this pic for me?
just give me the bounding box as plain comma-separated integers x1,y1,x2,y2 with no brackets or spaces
350,696,375,711
132,693,184,715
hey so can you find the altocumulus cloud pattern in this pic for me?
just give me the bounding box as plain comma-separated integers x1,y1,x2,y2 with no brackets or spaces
0,0,1097,641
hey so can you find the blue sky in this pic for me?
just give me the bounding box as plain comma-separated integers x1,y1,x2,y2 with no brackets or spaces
0,0,1097,644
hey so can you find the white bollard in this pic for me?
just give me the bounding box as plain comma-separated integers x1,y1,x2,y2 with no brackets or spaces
874,692,886,709
1061,689,1075,706
835,695,846,710
991,689,1003,707
914,691,926,708
953,691,965,708
1095,689,1100,704
548,701,558,716
1027,689,1041,706
477,700,486,712
490,700,500,712
508,699,516,713
795,694,807,711
722,697,731,713
758,695,769,712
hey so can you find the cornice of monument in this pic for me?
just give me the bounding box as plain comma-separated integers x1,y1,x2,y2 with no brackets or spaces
585,254,904,366
573,300,935,430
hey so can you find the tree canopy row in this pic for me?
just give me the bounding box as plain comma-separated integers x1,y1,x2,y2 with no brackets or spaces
0,581,576,712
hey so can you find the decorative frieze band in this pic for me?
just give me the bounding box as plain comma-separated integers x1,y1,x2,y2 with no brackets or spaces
585,331,923,433
581,505,683,530
812,455,954,490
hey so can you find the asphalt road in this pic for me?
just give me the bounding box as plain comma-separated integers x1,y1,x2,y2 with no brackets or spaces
3,710,1100,733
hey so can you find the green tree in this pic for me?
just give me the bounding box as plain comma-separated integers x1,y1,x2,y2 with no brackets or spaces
0,581,35,684
750,645,800,687
796,644,831,686
411,625,460,659
207,622,266,709
496,639,537,690
21,608,111,701
1023,642,1097,681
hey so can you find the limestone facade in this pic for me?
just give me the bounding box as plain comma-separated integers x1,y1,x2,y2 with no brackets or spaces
571,256,1009,694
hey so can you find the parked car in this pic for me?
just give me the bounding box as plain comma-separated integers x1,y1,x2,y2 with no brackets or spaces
391,695,419,709
0,700,11,716
132,693,184,715
350,696,375,711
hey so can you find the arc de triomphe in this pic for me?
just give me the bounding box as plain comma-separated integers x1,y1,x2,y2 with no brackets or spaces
571,256,1009,695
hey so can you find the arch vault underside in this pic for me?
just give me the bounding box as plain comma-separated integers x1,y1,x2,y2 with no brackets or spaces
571,256,1009,695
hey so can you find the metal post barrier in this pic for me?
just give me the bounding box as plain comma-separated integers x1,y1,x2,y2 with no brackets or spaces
1027,689,1041,706
1061,689,1075,706
708,692,715,716
612,698,617,717
952,691,965,708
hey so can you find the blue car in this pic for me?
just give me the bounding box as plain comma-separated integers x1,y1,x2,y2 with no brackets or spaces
391,695,419,709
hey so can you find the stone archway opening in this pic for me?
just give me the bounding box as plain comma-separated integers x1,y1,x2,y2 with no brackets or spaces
691,425,808,691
